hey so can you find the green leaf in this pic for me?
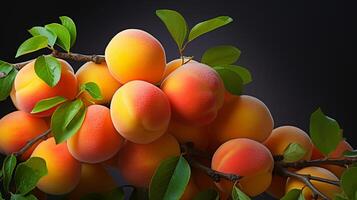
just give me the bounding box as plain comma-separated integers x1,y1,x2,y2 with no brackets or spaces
334,193,348,200
149,156,191,200
283,143,308,163
51,99,87,144
25,195,38,200
309,108,342,156
214,66,243,95
193,189,219,200
341,167,357,200
34,55,61,87
343,150,357,158
45,23,71,52
31,96,67,114
14,157,48,195
214,65,252,85
0,63,17,101
201,45,241,66
15,36,48,58
231,185,251,200
281,189,305,200
10,194,27,200
2,154,17,192
28,26,57,47
80,82,103,100
188,16,233,42
156,9,188,49
59,16,77,48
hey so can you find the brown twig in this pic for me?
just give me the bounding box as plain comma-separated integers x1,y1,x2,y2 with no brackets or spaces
11,50,105,70
13,129,51,157
280,157,357,168
277,165,329,200
187,156,242,182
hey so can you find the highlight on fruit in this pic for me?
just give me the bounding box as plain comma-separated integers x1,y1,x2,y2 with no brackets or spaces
0,9,356,200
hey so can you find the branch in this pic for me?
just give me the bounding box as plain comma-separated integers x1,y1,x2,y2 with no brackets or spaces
181,143,242,183
12,50,105,70
186,156,242,182
14,129,51,157
277,165,330,200
280,157,357,168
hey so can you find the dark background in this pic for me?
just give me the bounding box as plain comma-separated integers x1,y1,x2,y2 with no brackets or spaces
0,0,356,199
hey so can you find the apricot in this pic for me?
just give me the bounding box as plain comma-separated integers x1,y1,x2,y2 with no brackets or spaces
211,138,274,197
105,29,166,84
168,120,209,151
181,178,199,200
31,137,81,195
285,167,340,200
264,126,313,160
76,61,121,104
11,59,77,117
0,111,48,160
111,80,171,144
162,58,196,80
68,164,117,199
161,62,224,126
67,105,124,163
209,95,273,151
117,134,180,187
311,140,353,177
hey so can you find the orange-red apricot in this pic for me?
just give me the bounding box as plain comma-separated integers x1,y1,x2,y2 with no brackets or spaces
0,111,48,160
111,80,171,144
11,59,77,117
31,137,81,195
67,105,124,163
105,29,166,84
161,62,224,126
76,62,121,104
212,138,274,197
117,134,180,187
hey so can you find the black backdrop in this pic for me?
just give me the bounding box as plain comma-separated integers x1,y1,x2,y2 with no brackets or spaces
0,0,356,199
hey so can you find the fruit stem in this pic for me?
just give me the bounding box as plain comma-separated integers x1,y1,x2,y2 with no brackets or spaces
13,129,51,157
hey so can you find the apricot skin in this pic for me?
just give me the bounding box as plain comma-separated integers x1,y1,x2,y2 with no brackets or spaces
285,167,340,200
11,59,77,117
161,62,225,126
162,58,196,80
68,164,117,200
67,105,124,164
117,134,180,188
76,61,121,104
31,137,81,195
311,140,353,177
110,80,171,144
209,95,274,151
0,111,49,160
211,138,274,197
105,29,166,84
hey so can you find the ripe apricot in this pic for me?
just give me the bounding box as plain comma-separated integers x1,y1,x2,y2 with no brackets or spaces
67,105,124,163
68,164,117,199
76,62,121,104
168,120,209,151
161,62,224,126
0,111,48,160
209,95,274,151
11,59,77,117
211,138,274,197
31,137,81,195
117,134,180,187
162,58,196,80
285,167,340,200
311,140,353,177
181,178,199,200
105,29,166,84
111,80,171,144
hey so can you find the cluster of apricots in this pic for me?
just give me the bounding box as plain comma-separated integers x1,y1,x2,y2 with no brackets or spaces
0,28,352,199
